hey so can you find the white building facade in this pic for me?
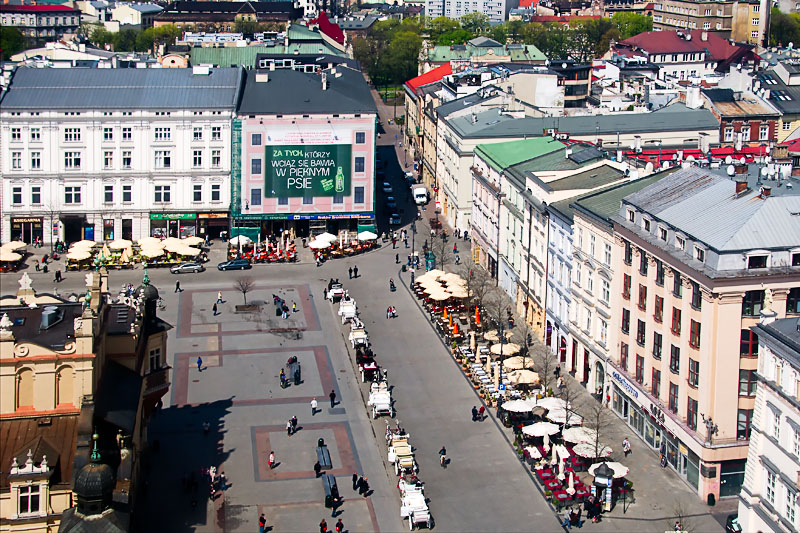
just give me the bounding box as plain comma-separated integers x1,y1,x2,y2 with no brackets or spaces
424,0,519,22
738,315,800,532
0,67,242,245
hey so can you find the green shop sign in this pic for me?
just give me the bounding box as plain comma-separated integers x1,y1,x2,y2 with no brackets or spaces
150,213,197,220
265,144,351,198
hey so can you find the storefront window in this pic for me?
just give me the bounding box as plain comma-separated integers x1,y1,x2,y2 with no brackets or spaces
686,450,700,489
737,409,753,440
103,219,114,240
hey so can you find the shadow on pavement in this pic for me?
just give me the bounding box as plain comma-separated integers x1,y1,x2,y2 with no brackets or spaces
139,398,235,532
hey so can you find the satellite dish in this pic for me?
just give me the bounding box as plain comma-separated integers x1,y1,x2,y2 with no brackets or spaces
645,162,654,172
727,165,735,176
765,155,771,163
687,155,696,162
682,161,691,169
630,170,640,179
562,63,568,69
761,167,769,176
740,156,746,164
725,155,733,164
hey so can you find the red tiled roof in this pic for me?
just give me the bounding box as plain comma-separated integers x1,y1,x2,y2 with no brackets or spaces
530,14,601,22
0,4,78,12
519,0,538,7
618,30,751,62
622,145,767,164
404,63,452,95
308,11,344,45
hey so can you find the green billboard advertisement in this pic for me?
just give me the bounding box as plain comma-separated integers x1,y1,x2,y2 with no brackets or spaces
264,144,351,198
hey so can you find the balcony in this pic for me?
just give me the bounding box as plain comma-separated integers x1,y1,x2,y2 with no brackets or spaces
144,366,170,397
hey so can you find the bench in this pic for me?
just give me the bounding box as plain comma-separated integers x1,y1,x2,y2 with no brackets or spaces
316,445,333,470
321,473,340,508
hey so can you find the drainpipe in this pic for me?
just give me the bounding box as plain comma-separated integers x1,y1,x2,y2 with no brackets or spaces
542,206,550,343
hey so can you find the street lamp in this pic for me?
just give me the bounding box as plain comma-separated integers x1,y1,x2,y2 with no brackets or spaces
498,319,506,405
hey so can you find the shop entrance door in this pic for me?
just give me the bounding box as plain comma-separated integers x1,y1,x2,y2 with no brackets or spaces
62,218,83,244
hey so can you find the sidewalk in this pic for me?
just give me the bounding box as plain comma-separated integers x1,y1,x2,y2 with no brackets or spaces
407,203,727,532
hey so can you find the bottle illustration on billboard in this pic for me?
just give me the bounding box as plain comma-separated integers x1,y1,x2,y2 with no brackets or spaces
335,166,345,193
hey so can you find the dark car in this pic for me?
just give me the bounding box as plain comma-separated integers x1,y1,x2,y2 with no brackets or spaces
217,258,252,271
170,262,205,274
389,213,402,226
386,196,397,209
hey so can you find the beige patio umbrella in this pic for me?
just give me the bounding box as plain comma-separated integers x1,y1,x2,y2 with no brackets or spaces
483,329,502,342
138,237,163,248
1,241,27,251
119,247,131,263
70,240,97,249
448,286,469,298
490,343,521,355
176,246,201,257
502,356,535,370
182,236,204,246
507,369,540,385
163,240,188,253
109,239,132,250
440,272,464,284
428,290,452,301
140,247,164,258
0,250,22,262
101,243,111,258
66,250,91,261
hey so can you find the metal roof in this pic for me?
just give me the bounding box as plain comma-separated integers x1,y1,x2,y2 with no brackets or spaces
623,166,800,252
474,137,564,172
0,67,243,110
236,66,377,115
190,43,345,67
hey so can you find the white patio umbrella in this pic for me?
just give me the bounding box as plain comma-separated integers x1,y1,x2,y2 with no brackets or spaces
573,442,613,459
1,241,27,251
525,446,543,460
507,369,540,385
558,454,566,480
229,235,252,246
182,236,204,246
589,461,629,479
0,250,22,262
522,422,560,437
140,247,164,258
66,250,91,261
502,356,535,370
138,237,162,247
108,239,132,250
490,343,521,355
562,426,599,444
357,231,378,241
535,397,568,411
308,240,331,249
543,433,551,453
315,232,337,242
501,399,534,413
546,408,583,426
567,471,576,495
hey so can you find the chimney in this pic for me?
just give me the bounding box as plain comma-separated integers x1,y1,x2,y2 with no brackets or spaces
735,177,748,194
322,72,328,90
269,61,275,71
255,72,269,83
701,31,708,41
761,185,772,197
735,164,748,175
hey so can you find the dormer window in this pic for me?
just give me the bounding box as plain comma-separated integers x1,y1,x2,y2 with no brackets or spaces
676,236,686,251
643,219,651,232
628,209,635,222
747,255,768,269
792,252,800,266
18,483,41,517
659,227,668,241
694,246,705,263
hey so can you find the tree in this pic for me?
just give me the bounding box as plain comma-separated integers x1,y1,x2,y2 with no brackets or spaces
427,16,460,43
0,27,26,57
429,232,454,270
578,394,615,462
610,12,652,40
460,264,494,331
506,20,525,43
234,277,255,305
460,12,490,35
532,341,558,393
234,19,261,35
384,31,423,85
770,8,800,47
437,29,473,45
488,24,507,44
89,24,115,49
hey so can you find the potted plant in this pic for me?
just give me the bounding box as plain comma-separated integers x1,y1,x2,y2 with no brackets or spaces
544,490,552,499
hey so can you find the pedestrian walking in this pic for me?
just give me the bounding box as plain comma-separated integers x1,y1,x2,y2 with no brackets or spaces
623,437,632,457
268,451,276,469
358,477,369,497
453,243,458,254
292,301,297,313
314,461,322,478
479,405,485,420
335,519,344,533
35,260,40,272
386,306,392,319
319,518,328,533
329,389,336,408
212,303,218,316
392,237,397,249
353,265,358,278
311,397,318,416
203,421,210,435
554,364,561,378
259,514,267,533
404,237,408,248
216,291,223,304
560,508,572,530
291,415,298,433
196,357,203,372
348,267,353,279
395,253,399,264
175,280,181,293
471,406,478,421
352,472,358,491
287,420,292,436
219,472,227,490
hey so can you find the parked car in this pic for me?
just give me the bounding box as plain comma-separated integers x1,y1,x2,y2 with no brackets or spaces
170,262,205,274
385,196,397,209
382,182,393,194
217,258,252,271
404,171,416,185
389,213,402,225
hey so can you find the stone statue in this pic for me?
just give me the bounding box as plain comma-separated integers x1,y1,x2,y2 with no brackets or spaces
0,313,12,333
764,288,774,312
18,273,32,291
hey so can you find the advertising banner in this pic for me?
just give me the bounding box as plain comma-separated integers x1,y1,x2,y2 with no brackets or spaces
265,144,352,198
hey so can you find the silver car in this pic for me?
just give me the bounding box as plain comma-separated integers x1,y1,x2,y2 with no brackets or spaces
170,262,205,274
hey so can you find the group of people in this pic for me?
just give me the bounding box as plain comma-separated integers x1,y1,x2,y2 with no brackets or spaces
318,517,345,533
470,405,486,421
352,473,370,497
385,306,398,319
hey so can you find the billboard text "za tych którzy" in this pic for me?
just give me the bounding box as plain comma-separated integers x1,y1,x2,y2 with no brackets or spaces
264,144,352,198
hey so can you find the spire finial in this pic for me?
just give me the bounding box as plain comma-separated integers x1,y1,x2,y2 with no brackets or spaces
142,268,150,286
91,430,100,463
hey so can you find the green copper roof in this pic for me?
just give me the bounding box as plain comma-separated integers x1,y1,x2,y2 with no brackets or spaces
474,137,563,172
427,42,545,63
191,42,345,67
287,24,324,41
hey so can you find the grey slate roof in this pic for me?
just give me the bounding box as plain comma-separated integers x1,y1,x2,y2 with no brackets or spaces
446,102,719,138
622,166,800,252
236,66,377,115
757,70,800,114
0,67,243,110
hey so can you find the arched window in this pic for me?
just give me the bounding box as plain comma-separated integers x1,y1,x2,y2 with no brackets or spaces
56,366,74,407
16,368,34,409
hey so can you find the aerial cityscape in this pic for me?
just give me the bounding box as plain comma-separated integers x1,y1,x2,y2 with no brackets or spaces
0,0,799,531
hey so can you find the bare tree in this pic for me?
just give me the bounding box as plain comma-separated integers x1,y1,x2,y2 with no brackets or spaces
669,499,693,533
511,320,535,369
429,233,453,270
529,341,558,393
44,201,60,251
460,263,494,330
556,374,582,427
578,394,615,462
234,277,255,305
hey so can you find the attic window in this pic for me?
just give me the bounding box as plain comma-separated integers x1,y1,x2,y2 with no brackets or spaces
627,209,635,222
747,255,768,269
793,253,800,266
13,318,25,326
643,219,651,232
694,246,706,263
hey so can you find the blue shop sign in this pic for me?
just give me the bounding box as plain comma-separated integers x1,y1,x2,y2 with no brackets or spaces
611,370,639,399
